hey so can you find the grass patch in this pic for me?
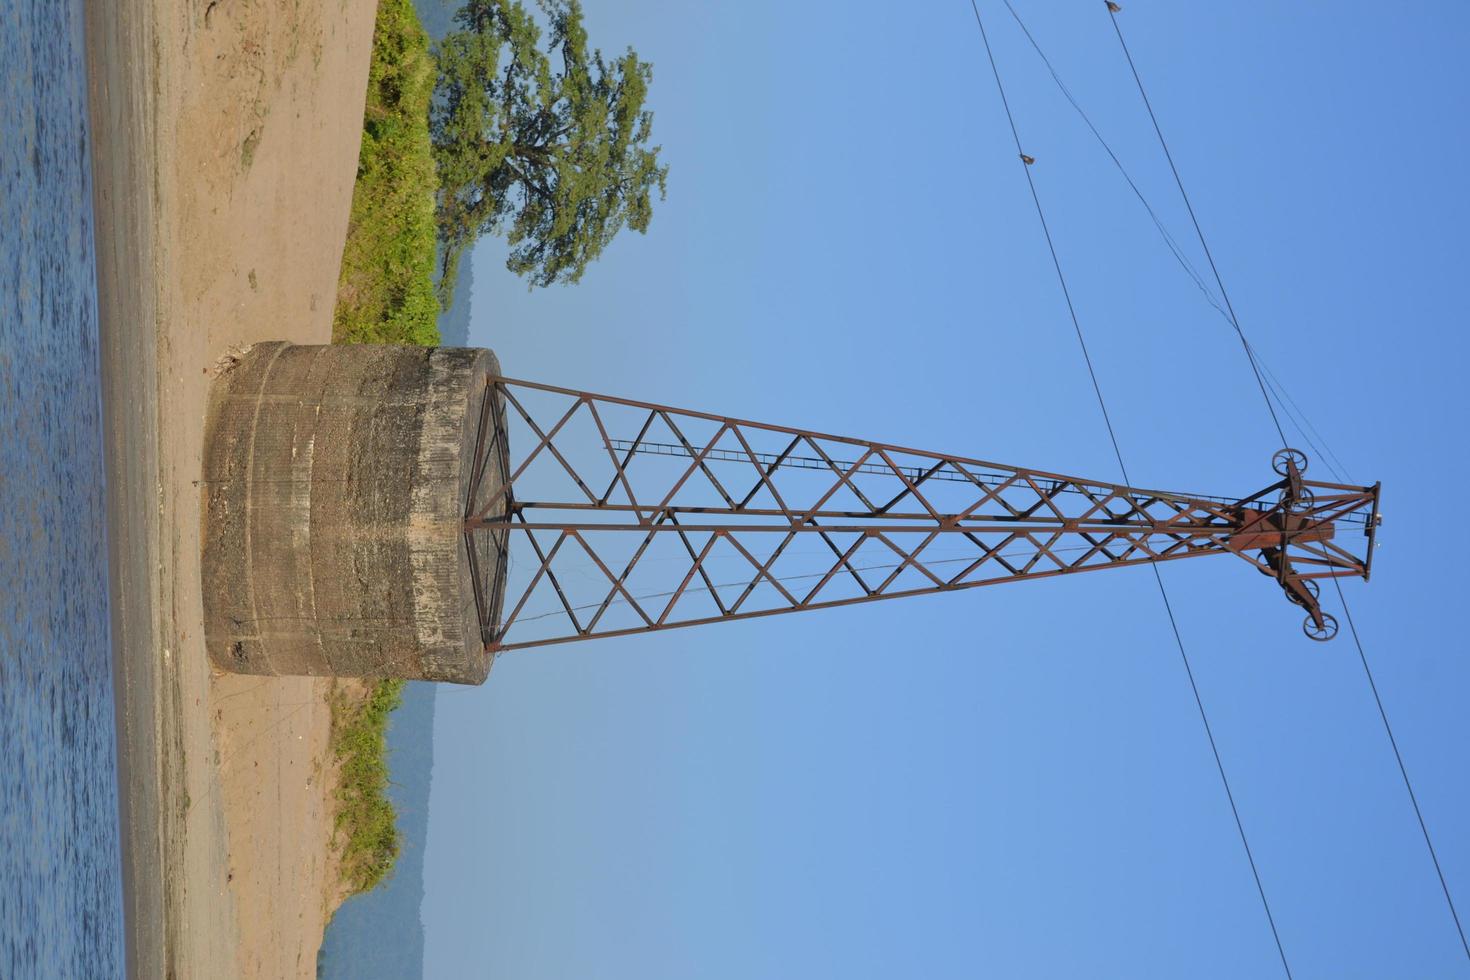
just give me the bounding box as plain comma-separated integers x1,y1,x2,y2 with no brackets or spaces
333,0,441,345
330,679,406,895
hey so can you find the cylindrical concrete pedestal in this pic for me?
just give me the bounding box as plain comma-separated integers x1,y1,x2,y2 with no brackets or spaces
201,342,508,684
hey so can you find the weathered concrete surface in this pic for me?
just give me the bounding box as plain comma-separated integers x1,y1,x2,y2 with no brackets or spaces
202,343,507,684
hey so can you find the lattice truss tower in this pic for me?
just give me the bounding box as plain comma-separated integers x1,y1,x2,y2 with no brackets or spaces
463,378,1380,655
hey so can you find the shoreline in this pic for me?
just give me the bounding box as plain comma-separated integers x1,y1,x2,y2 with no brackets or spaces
84,0,169,973
83,0,382,973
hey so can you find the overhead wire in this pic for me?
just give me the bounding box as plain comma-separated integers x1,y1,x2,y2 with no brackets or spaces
1103,6,1288,449
1333,578,1470,962
965,0,1128,475
1252,362,1346,483
1249,345,1354,482
997,0,1231,326
997,0,1353,481
1104,5,1468,967
965,2,1294,975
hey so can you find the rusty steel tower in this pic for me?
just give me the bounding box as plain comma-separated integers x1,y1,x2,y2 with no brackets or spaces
464,375,1380,656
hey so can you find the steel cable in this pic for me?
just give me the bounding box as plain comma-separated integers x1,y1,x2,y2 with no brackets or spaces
996,0,1354,481
1104,6,1288,449
1335,579,1470,962
966,2,1294,975
1106,7,1467,968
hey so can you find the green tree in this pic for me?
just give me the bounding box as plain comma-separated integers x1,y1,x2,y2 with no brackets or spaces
431,0,668,293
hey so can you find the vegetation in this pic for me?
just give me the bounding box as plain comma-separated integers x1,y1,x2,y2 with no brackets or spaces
333,0,441,344
330,679,406,895
432,0,667,294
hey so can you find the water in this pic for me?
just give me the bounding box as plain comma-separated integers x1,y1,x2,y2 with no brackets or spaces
0,0,128,975
319,683,437,980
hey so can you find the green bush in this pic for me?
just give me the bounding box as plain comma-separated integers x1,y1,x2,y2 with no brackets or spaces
333,0,441,345
330,679,406,894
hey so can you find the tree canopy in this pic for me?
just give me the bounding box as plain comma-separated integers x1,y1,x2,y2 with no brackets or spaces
431,0,668,293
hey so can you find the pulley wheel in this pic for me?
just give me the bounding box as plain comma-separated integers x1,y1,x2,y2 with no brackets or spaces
1302,612,1338,642
1273,447,1309,477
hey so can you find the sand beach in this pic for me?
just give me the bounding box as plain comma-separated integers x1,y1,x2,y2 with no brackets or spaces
84,0,380,974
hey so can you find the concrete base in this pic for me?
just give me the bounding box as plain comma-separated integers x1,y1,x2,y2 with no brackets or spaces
201,342,508,684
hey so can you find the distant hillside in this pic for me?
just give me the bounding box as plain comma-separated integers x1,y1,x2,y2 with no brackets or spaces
318,682,438,980
437,254,474,346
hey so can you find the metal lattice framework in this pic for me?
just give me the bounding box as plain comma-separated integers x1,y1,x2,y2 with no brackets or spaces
462,378,1380,654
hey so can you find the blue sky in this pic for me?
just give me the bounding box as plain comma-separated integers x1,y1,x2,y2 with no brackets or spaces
423,3,1470,976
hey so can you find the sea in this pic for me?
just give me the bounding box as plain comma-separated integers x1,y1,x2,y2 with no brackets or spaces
0,0,129,976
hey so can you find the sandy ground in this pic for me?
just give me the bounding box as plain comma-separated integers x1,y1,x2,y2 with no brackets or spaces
86,0,380,975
